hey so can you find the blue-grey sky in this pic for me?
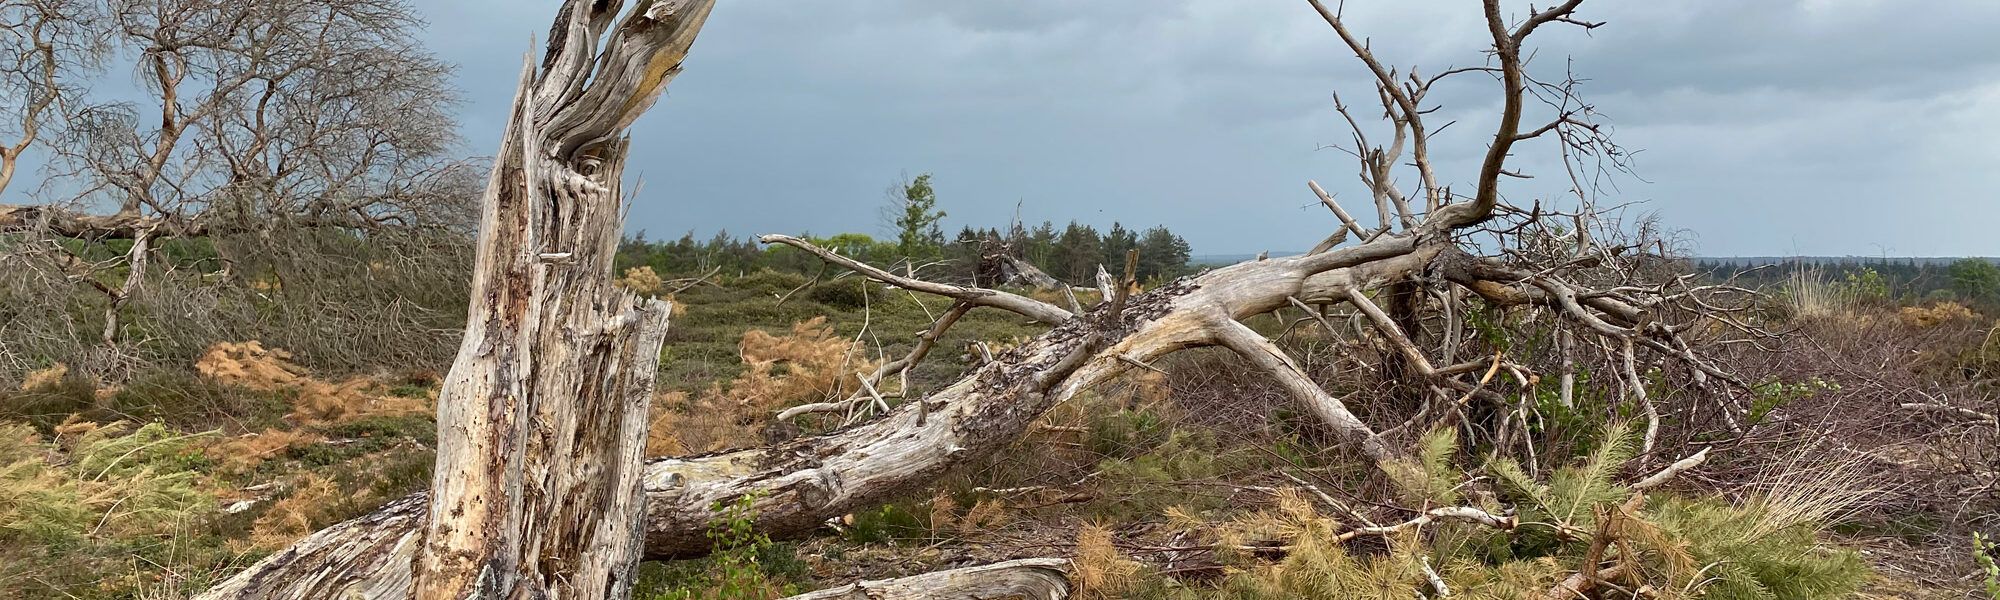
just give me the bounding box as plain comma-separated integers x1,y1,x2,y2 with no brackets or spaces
59,0,2000,257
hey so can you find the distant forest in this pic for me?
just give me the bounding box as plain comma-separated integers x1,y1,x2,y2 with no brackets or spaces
1702,257,2000,308
617,221,1193,286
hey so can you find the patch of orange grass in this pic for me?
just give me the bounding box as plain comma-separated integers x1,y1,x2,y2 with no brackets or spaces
645,391,691,457
52,414,103,450
20,364,68,390
1899,301,1977,328
1071,524,1142,600
207,429,325,476
195,342,430,424
234,474,340,552
957,498,1011,536
928,491,959,538
648,317,878,454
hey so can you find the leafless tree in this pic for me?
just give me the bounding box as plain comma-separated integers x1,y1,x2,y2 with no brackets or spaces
194,1,1764,598
0,0,107,198
0,0,479,379
12,0,475,236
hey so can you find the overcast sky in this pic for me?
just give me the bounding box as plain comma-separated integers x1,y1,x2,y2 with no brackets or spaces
394,1,2000,256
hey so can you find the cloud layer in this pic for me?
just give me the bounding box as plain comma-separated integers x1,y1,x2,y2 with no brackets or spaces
424,0,2000,257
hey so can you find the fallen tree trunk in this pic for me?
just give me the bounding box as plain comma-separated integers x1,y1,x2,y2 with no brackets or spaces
193,91,1741,600
779,558,1072,600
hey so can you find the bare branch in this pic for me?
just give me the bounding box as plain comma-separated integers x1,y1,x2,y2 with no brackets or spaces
762,234,1073,325
1213,315,1391,461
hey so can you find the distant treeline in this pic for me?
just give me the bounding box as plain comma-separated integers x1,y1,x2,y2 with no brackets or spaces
615,221,1193,286
1702,257,2000,308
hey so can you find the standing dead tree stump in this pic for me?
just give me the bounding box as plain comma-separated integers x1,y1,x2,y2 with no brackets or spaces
410,1,715,599
194,1,715,599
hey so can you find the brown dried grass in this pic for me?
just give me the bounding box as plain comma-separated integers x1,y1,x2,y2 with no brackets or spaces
235,474,340,553
207,429,325,476
1899,301,1978,328
195,342,429,425
649,318,878,453
20,364,68,390
1071,524,1143,600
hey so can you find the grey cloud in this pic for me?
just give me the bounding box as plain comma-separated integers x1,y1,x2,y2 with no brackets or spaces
404,0,1998,257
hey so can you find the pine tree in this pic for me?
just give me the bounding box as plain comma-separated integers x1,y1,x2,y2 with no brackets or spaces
1027,221,1058,270
1101,222,1138,273
1136,226,1192,281
888,173,947,261
1054,221,1102,283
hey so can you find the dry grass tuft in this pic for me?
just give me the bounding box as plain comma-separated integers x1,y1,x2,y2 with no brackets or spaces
958,499,1011,537
1071,524,1143,599
1741,452,1887,541
236,474,339,552
195,341,430,425
645,391,692,456
20,364,68,390
1899,302,1978,328
207,429,325,476
650,318,877,453
927,491,959,538
52,414,105,448
1785,267,1850,318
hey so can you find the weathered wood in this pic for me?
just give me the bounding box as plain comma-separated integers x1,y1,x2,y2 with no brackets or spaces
408,1,712,599
779,559,1071,600
195,207,1724,600
193,495,428,599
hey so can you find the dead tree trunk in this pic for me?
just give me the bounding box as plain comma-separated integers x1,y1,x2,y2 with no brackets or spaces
407,2,711,599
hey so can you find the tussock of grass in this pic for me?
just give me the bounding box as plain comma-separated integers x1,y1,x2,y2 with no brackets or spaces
194,341,431,425
649,317,880,454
